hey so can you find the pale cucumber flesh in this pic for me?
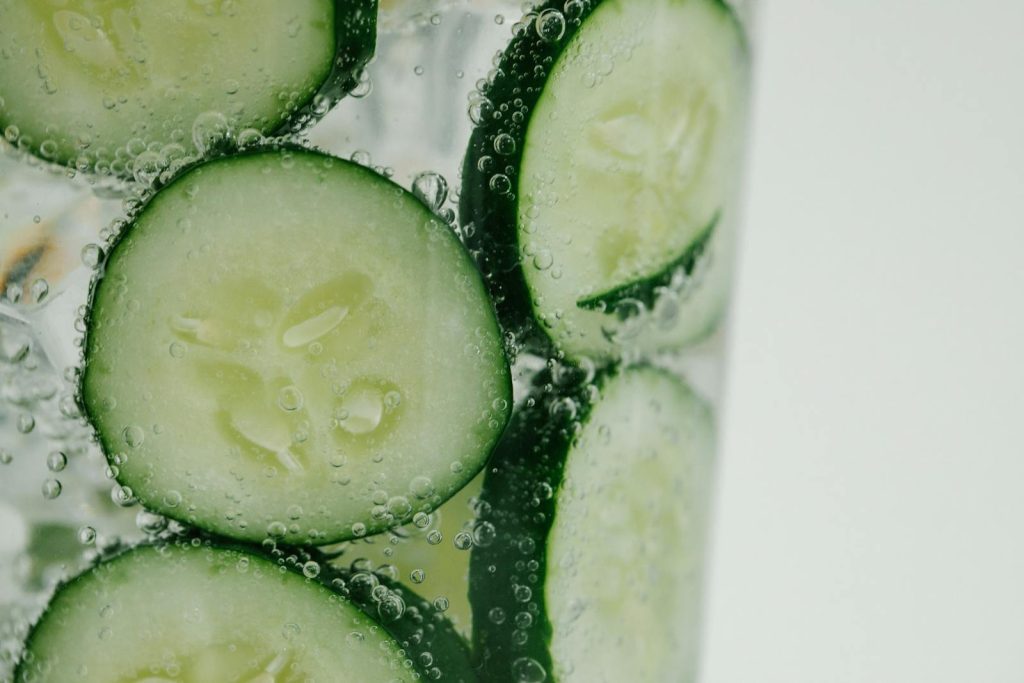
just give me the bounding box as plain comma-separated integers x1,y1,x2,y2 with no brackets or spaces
82,150,511,544
545,368,715,683
517,0,749,357
16,544,418,683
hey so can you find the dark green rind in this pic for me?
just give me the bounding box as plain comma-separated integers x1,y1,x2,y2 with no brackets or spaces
316,551,478,682
14,540,475,682
0,0,377,176
459,0,747,360
275,0,379,136
576,212,720,312
468,367,604,682
77,145,513,546
459,0,603,359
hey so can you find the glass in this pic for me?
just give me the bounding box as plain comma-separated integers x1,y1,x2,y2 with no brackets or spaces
0,0,753,680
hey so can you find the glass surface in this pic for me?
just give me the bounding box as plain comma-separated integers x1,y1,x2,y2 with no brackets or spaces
0,1,753,680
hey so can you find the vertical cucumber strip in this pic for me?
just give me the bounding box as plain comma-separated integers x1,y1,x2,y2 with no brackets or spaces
0,0,376,175
15,542,472,682
460,0,749,360
470,367,715,682
81,148,512,545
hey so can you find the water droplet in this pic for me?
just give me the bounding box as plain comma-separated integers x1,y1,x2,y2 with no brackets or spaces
412,171,449,211
512,657,547,682
277,386,304,412
41,479,62,500
536,8,566,42
46,451,67,472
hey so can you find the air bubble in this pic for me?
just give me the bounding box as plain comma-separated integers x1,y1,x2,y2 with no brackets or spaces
352,522,368,537
41,479,62,500
302,561,321,579
192,111,231,154
410,476,434,499
489,174,512,195
536,8,566,42
122,425,145,448
473,521,497,547
410,568,425,584
77,526,96,545
512,657,547,682
163,490,183,508
135,510,168,534
494,133,516,155
16,413,34,434
46,451,67,472
426,530,442,545
378,593,406,621
0,450,12,465
277,386,304,412
30,278,49,303
432,596,449,612
81,243,104,269
489,607,507,624
412,171,449,211
454,531,474,550
267,521,287,538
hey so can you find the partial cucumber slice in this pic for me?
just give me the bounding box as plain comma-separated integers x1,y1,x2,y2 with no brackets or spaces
461,0,749,359
15,542,470,682
470,367,715,682
0,1,376,175
81,149,511,544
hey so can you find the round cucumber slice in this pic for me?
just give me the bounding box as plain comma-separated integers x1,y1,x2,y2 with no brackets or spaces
460,0,749,360
15,542,470,682
0,0,377,176
81,148,512,545
470,366,715,682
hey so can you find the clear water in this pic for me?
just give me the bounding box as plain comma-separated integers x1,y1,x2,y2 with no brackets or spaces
0,1,751,680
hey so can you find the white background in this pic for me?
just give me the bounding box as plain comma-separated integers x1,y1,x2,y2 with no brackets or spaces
704,1,1024,681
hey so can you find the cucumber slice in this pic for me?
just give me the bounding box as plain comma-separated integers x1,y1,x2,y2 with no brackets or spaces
460,0,749,359
15,542,471,682
81,148,512,545
0,1,376,175
470,367,714,682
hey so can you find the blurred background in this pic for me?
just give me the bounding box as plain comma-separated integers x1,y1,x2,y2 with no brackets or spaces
704,1,1024,681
